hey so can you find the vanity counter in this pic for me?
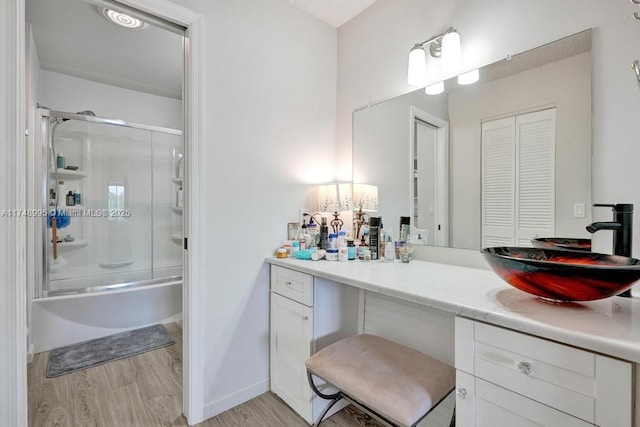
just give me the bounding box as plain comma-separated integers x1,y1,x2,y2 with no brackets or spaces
266,257,640,363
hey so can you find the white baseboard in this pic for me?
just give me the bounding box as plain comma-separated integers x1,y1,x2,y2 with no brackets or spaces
202,378,269,421
27,343,34,364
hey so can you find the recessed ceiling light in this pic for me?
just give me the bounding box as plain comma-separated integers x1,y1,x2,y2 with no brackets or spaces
99,7,148,29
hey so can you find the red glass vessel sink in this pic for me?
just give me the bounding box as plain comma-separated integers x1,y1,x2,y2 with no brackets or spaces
531,238,591,252
482,247,640,302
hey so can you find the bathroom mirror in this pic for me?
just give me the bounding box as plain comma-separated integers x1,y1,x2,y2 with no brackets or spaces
353,30,592,250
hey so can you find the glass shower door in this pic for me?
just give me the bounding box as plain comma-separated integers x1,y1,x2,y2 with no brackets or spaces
46,118,153,294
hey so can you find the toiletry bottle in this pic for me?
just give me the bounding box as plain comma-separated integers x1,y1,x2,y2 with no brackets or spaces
56,152,65,169
74,190,81,205
384,230,395,261
368,217,381,260
319,218,329,249
399,216,411,242
299,220,308,250
328,233,337,249
57,180,66,207
379,223,386,261
66,191,76,207
307,219,317,248
337,230,347,250
338,242,348,262
347,238,356,260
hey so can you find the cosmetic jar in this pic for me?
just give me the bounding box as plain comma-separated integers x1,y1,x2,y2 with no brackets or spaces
326,248,338,261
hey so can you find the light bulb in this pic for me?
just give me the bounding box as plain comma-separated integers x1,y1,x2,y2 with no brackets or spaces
407,47,427,86
458,69,479,85
425,81,444,95
441,31,462,75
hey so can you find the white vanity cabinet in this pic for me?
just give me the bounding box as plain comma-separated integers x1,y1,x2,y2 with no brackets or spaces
269,265,359,424
454,317,633,427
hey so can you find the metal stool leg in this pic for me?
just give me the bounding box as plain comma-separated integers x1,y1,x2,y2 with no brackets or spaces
449,403,456,427
307,370,344,426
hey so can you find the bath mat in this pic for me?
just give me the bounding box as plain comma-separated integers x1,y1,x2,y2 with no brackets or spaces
46,324,175,378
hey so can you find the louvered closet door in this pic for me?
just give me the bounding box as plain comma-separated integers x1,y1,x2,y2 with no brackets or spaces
481,117,515,248
515,109,555,246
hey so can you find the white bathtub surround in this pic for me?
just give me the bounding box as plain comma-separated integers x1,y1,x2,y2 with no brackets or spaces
31,281,181,353
267,257,640,363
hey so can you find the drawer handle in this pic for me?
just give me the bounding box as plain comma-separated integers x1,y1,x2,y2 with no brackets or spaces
517,361,532,375
456,388,467,399
284,281,293,286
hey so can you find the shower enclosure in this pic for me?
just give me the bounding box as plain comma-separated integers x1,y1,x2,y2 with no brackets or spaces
34,108,183,297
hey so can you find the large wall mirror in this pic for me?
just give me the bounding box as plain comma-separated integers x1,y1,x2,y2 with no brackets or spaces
353,30,592,250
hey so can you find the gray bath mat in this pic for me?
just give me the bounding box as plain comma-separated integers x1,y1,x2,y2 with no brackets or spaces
46,324,175,378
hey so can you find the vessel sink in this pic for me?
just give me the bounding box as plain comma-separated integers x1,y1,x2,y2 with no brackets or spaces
482,247,640,302
531,237,591,252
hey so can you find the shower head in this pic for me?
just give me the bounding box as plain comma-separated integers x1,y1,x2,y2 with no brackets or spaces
632,60,640,89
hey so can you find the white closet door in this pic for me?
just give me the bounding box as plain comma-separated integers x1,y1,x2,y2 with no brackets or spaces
515,109,556,246
481,117,515,248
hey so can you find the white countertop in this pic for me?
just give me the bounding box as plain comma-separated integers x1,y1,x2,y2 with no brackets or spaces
266,257,640,363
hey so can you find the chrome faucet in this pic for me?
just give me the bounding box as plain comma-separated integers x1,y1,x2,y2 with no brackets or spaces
586,203,634,297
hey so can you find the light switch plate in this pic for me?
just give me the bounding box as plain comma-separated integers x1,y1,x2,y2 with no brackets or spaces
573,203,586,218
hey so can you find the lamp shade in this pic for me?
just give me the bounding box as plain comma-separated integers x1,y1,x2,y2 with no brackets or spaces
441,31,462,75
425,81,444,95
407,46,427,86
353,184,378,212
318,183,353,212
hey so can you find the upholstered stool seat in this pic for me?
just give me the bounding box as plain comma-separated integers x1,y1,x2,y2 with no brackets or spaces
305,334,456,427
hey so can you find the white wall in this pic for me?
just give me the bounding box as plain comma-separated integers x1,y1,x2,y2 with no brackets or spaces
173,0,338,418
337,0,640,261
38,69,182,129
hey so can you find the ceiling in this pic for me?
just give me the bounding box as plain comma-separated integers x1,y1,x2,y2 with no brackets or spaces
288,0,377,27
26,0,184,100
25,0,375,101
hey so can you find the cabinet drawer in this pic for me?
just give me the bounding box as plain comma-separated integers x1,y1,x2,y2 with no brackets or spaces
455,318,632,426
456,370,593,427
271,265,314,306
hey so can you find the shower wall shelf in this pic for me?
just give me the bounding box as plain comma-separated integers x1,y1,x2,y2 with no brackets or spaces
49,169,87,179
51,239,88,248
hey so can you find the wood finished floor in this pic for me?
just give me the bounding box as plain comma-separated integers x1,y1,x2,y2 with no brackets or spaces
28,322,384,427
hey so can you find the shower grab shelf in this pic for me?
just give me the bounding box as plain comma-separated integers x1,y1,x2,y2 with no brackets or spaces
49,169,87,179
50,239,88,248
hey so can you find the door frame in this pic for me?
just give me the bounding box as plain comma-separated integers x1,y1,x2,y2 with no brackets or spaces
409,106,449,247
8,0,206,424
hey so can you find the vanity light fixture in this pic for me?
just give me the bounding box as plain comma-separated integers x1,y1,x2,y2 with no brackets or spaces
317,183,353,234
407,27,461,86
425,81,445,95
458,68,480,85
99,7,149,29
441,31,462,74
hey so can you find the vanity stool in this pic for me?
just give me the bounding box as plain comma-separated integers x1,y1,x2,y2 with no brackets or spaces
305,334,456,427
